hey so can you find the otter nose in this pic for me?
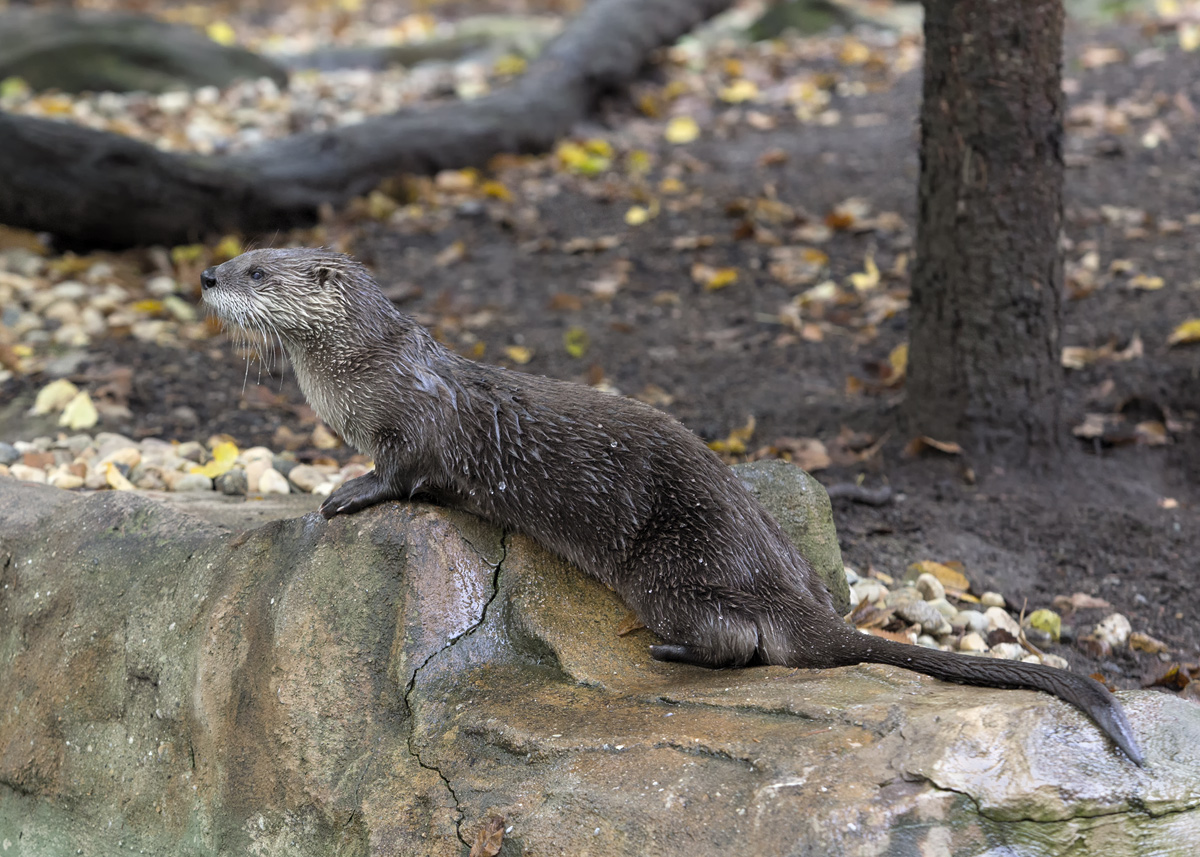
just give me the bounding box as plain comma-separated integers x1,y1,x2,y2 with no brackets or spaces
200,267,217,290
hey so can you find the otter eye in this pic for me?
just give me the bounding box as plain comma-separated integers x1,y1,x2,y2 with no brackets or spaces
249,268,264,282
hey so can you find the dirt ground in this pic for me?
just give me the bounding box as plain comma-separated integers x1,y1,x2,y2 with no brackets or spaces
3,9,1198,693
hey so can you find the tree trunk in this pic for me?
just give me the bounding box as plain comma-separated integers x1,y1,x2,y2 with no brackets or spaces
0,0,733,249
904,0,1065,469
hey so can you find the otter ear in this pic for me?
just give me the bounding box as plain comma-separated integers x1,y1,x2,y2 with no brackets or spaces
312,264,332,289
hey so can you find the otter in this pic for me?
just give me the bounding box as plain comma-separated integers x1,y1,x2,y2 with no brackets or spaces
200,248,1143,765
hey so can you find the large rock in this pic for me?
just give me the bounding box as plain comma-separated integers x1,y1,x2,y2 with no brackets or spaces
0,478,1197,856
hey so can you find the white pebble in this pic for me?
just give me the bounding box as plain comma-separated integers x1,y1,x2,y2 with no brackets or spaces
258,468,290,495
915,572,945,602
980,591,1006,608
9,463,47,483
951,609,989,635
1092,613,1132,649
984,606,1021,636
958,632,988,653
989,643,1026,661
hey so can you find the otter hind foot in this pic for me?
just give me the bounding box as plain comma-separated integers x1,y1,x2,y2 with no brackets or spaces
320,471,403,519
649,641,759,669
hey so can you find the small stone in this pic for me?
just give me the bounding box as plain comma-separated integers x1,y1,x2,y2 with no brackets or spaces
258,468,290,495
215,469,248,496
843,566,861,585
885,586,922,609
145,275,179,296
927,598,958,620
177,441,206,462
915,573,945,602
133,466,168,491
172,473,214,492
1023,654,1069,670
916,634,939,648
9,463,47,483
984,606,1021,636
97,446,141,469
851,579,887,606
312,481,335,498
287,464,326,493
950,609,989,634
244,459,268,493
94,432,139,461
271,456,297,478
989,642,1026,661
65,434,94,456
0,442,18,466
1093,613,1132,649
242,446,275,466
980,591,1006,608
894,599,952,636
958,632,988,653
47,469,84,490
312,423,342,449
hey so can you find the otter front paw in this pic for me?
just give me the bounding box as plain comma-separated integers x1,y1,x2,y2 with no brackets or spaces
320,472,398,519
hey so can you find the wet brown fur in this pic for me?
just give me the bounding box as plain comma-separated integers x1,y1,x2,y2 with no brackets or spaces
201,248,1143,764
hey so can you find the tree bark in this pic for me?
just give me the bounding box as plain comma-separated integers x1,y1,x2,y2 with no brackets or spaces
0,0,732,249
904,0,1066,469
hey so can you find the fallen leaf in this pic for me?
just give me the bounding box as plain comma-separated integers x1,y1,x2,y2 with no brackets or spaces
468,816,506,857
719,78,759,103
664,116,700,144
771,437,830,471
503,345,533,365
105,462,135,491
1167,318,1200,346
192,441,239,479
59,391,98,430
883,343,907,387
1128,273,1164,290
563,326,589,358
434,240,466,267
1052,592,1112,612
206,20,237,46
32,378,80,415
691,264,738,291
904,436,963,456
906,560,971,592
708,416,756,456
625,205,650,226
1129,631,1169,654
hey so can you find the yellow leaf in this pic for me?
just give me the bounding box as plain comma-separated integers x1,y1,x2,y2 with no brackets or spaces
659,177,685,195
1181,22,1200,52
213,234,242,261
493,53,527,76
625,149,652,176
206,21,237,46
719,79,759,104
705,268,738,291
625,205,650,226
584,139,613,158
504,345,533,364
707,416,756,455
0,76,29,99
563,326,589,358
1128,274,1164,290
132,299,164,315
105,462,135,491
366,190,398,220
191,441,239,479
171,244,205,265
59,391,98,430
556,141,609,176
906,560,971,592
480,180,512,201
33,378,80,415
886,342,907,385
848,253,880,291
339,0,363,10
839,38,871,66
1168,318,1200,346
664,116,700,144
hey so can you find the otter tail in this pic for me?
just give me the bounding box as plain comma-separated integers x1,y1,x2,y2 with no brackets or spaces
827,624,1144,765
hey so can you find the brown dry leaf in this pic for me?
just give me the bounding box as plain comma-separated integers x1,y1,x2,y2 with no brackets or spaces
1128,273,1165,290
585,260,631,300
757,148,789,167
904,436,963,457
825,197,872,231
468,816,506,857
907,560,971,593
1061,343,1114,369
1130,631,1169,654
547,293,584,312
771,437,831,472
1145,663,1193,692
562,236,621,254
707,416,756,456
1072,412,1111,440
671,234,715,250
1134,420,1169,445
1052,592,1113,612
616,611,646,636
1080,44,1125,68
434,240,466,267
768,246,828,287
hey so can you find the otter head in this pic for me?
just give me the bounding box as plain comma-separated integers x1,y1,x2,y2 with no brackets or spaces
200,248,394,344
